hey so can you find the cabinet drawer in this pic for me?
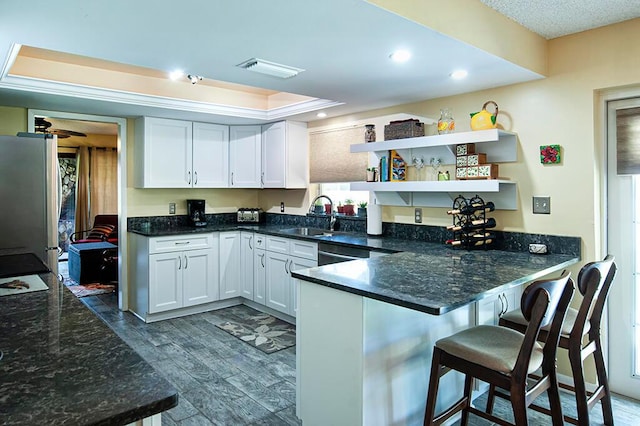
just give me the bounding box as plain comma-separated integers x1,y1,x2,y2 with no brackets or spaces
290,240,317,260
266,236,289,254
149,233,214,254
254,234,266,250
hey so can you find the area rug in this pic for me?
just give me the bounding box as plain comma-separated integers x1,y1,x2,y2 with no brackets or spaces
59,261,116,298
66,282,116,298
215,307,296,354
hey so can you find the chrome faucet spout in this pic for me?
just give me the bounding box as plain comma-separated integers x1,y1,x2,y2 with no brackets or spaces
308,195,335,231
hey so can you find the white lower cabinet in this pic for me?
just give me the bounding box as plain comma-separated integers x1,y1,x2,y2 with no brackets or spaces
130,233,219,322
264,236,317,317
219,231,241,300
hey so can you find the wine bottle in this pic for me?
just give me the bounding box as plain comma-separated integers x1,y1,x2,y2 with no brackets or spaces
447,237,494,247
446,217,497,232
447,201,495,216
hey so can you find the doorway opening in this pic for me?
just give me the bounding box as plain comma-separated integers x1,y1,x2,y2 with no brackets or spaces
28,109,128,311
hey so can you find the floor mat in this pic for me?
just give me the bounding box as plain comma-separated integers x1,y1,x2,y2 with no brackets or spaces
215,306,295,354
66,282,116,298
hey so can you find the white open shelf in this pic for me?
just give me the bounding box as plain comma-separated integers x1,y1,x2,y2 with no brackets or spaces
349,129,519,210
350,129,517,165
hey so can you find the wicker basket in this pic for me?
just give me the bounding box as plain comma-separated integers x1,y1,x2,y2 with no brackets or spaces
384,119,425,140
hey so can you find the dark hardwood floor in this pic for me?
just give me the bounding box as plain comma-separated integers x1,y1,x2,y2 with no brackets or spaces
80,292,299,425
70,268,639,426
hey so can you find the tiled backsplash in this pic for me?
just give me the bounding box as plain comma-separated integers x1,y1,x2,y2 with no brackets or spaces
128,213,580,256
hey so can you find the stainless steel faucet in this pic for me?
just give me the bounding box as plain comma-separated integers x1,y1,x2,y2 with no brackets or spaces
308,195,337,231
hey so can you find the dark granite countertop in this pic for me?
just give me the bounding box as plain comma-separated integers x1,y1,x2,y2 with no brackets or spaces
129,224,433,255
291,250,578,315
0,255,178,425
129,223,579,316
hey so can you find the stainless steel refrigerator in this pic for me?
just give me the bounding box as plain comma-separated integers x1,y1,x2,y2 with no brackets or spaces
0,133,59,274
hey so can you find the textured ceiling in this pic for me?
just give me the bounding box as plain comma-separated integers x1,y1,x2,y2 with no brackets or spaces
480,0,640,39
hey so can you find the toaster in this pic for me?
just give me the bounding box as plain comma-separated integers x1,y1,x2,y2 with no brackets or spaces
237,208,264,223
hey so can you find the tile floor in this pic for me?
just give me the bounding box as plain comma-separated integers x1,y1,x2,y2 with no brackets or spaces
79,292,640,426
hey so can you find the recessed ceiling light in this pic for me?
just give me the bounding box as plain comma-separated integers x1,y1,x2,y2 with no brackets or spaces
169,70,184,81
317,112,327,118
450,70,468,80
389,50,411,63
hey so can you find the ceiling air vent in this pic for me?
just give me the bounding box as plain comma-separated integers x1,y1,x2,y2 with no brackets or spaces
236,58,304,79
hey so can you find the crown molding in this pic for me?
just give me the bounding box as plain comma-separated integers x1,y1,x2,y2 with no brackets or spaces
0,73,342,121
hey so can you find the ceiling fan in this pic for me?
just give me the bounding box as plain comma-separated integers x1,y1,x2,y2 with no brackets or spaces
35,116,86,139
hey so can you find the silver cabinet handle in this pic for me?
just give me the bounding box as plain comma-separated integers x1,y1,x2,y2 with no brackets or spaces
194,171,198,185
187,170,191,185
178,256,182,270
498,294,506,316
261,172,264,185
231,172,234,186
284,259,288,274
249,236,253,250
175,241,190,245
503,293,509,314
260,253,265,268
184,255,188,269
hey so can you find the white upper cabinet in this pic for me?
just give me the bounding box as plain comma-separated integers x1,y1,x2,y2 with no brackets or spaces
135,117,193,188
192,122,229,188
261,121,308,189
230,125,262,188
135,117,230,188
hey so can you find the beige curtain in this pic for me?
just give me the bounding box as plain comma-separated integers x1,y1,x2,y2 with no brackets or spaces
309,127,368,183
90,148,118,217
75,146,91,233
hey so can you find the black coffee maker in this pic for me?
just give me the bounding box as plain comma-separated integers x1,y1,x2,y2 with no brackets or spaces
187,199,207,227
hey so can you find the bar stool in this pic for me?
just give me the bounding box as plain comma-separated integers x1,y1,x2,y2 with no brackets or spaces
496,255,617,425
423,271,574,426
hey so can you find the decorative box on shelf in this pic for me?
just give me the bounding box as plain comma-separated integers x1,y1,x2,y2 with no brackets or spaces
455,143,498,180
384,119,425,140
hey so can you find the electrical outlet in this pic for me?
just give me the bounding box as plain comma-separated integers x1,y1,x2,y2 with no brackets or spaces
169,202,176,214
415,208,422,223
280,202,285,213
532,196,550,214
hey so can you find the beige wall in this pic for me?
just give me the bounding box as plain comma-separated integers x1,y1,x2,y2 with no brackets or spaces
0,106,27,135
309,18,640,267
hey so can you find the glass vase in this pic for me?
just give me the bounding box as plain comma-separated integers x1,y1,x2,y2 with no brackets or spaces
437,108,455,134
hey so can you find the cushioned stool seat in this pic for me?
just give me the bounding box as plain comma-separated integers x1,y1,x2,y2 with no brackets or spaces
68,242,117,284
436,325,544,375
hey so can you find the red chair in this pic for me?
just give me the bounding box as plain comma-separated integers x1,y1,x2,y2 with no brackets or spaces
70,214,118,246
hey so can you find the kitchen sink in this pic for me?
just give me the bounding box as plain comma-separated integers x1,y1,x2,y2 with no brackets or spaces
280,227,334,237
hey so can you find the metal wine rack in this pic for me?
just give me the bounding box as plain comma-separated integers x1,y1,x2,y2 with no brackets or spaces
446,195,496,249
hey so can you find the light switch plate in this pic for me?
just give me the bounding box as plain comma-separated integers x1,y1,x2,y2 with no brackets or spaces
415,208,422,223
169,202,176,214
533,196,550,214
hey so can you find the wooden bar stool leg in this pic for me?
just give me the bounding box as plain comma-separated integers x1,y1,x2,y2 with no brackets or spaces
485,384,497,414
509,384,529,426
594,339,615,425
424,348,443,425
569,345,591,425
460,375,473,426
546,369,564,426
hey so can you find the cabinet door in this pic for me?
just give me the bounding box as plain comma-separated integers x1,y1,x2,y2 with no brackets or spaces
149,253,183,313
183,248,217,306
265,251,290,313
476,294,502,326
141,117,193,188
229,125,262,188
289,256,317,317
254,249,266,305
192,122,229,188
240,232,254,299
219,231,241,300
262,121,286,188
